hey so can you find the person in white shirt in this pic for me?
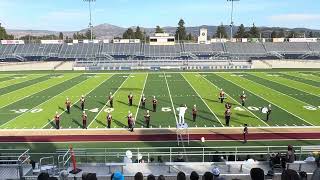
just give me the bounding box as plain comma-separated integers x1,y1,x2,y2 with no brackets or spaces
177,104,187,124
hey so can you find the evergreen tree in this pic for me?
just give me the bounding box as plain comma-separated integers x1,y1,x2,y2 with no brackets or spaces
187,33,193,41
123,28,135,39
271,30,277,38
287,31,296,38
155,26,164,33
59,32,64,40
308,31,314,38
234,24,247,38
248,23,260,38
0,26,14,40
278,29,285,38
215,24,228,38
175,19,187,41
134,26,144,40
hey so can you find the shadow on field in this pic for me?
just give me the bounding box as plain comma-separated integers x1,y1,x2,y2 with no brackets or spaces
58,106,65,112
113,119,126,128
117,100,139,108
72,118,82,127
47,119,56,129
98,101,106,106
96,120,106,127
235,112,255,119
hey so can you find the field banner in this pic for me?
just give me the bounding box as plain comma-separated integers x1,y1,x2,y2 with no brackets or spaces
289,38,317,42
73,40,79,44
273,38,285,42
41,40,64,44
103,39,110,43
1,40,25,45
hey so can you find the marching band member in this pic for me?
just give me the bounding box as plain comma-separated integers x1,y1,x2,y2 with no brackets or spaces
219,89,226,103
224,108,231,126
107,112,112,129
128,92,133,106
109,92,113,108
177,104,188,125
80,95,85,111
141,94,146,109
192,105,197,122
152,96,157,112
82,111,87,129
144,110,151,128
65,98,71,114
54,111,60,129
240,91,247,107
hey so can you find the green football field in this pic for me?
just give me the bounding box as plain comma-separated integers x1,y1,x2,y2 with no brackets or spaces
0,71,319,129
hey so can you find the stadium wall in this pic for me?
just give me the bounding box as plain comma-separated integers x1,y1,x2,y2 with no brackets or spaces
252,59,320,69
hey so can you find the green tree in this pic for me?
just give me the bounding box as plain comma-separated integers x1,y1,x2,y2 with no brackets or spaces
234,24,248,38
122,28,135,39
59,32,64,40
287,31,296,38
278,29,285,38
134,26,144,40
308,31,314,38
248,23,260,38
155,26,164,33
271,30,277,38
175,19,187,41
215,24,228,38
187,33,193,41
0,26,14,40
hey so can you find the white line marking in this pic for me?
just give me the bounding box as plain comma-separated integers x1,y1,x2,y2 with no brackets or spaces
88,75,130,128
217,74,315,126
41,75,112,129
164,73,178,125
200,74,269,127
134,73,148,120
182,74,224,127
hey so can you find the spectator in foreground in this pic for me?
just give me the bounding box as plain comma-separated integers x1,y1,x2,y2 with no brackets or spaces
281,169,300,180
157,175,165,180
112,171,124,180
177,171,186,180
311,160,320,180
286,145,295,163
202,171,213,180
147,174,156,180
250,168,264,180
37,172,49,180
134,172,144,180
190,171,199,180
212,167,225,180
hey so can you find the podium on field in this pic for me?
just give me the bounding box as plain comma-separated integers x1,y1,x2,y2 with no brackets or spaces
176,123,190,146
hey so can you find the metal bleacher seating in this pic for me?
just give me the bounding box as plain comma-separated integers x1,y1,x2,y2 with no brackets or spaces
143,44,181,58
59,43,99,59
14,44,61,57
0,45,16,59
183,43,224,56
225,42,266,56
308,42,320,53
101,43,141,56
264,42,311,54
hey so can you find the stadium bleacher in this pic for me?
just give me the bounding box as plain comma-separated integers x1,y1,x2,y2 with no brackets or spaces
1,42,320,62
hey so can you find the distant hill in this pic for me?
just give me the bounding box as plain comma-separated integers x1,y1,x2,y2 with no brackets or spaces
7,23,320,39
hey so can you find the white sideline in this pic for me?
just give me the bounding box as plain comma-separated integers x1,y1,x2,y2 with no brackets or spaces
200,74,269,127
182,74,224,127
134,73,148,120
88,74,130,128
164,73,178,125
217,74,315,126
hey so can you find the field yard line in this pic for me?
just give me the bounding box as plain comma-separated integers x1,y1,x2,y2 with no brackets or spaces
218,74,315,126
245,74,314,106
41,75,113,129
0,74,42,89
88,75,130,128
0,74,70,110
252,73,320,98
164,73,178,125
200,74,269,127
0,75,85,128
182,74,224,127
134,73,148,120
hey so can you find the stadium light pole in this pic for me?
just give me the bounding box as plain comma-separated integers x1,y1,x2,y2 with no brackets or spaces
227,0,240,41
83,0,95,41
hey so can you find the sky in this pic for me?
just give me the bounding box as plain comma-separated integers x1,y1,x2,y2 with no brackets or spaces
0,0,320,31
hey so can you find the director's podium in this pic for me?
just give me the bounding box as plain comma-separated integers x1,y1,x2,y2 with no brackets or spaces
176,123,190,146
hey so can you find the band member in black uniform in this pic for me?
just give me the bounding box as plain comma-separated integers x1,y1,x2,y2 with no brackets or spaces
65,98,71,114
144,110,151,128
82,111,87,129
128,92,133,106
224,108,231,126
109,92,113,108
219,89,226,103
192,105,197,122
267,104,272,121
127,111,134,132
152,96,157,112
141,94,146,109
107,113,112,129
240,91,247,107
80,95,85,111
243,124,248,143
54,112,60,129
